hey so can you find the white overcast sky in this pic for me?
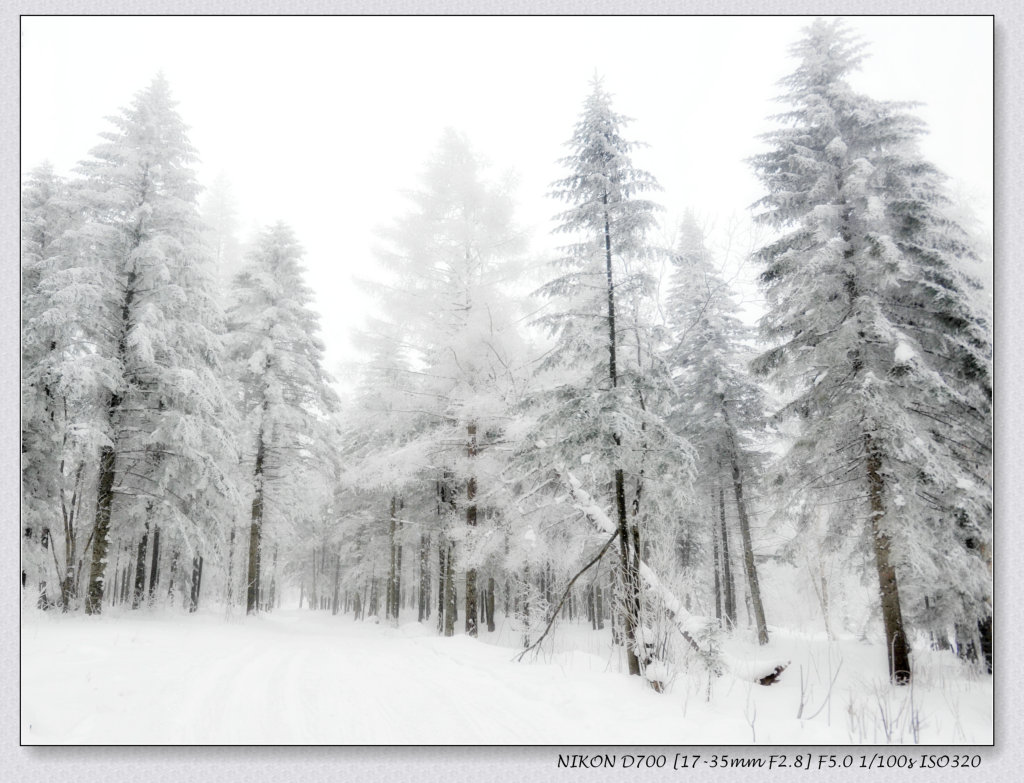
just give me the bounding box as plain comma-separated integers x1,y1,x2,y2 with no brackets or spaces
21,15,993,378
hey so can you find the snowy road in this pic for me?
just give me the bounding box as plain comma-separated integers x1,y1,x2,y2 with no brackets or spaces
22,608,993,745
22,610,693,744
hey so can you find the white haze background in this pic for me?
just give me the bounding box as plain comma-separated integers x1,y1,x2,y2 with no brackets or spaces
21,16,993,380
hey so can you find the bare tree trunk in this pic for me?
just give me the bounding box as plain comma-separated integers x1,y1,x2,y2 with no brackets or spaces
465,424,478,636
443,539,456,637
310,547,319,611
978,616,993,674
110,548,121,609
267,546,278,612
521,566,531,648
387,496,402,623
418,533,430,622
486,575,496,632
587,584,596,629
718,476,737,629
132,523,149,609
225,527,236,608
394,534,402,618
85,444,117,614
147,525,161,601
120,556,132,606
866,435,911,684
166,547,179,601
437,540,446,633
332,553,342,615
188,555,203,612
724,424,769,645
712,499,723,625
246,427,266,615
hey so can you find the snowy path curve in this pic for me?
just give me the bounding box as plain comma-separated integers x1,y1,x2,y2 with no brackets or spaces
22,610,689,744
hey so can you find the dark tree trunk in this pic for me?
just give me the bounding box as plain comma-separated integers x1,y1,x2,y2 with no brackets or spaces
394,535,402,618
866,435,911,685
418,533,431,622
110,553,121,609
602,198,642,678
614,469,641,676
718,477,737,628
369,577,380,617
486,575,496,632
332,553,341,616
188,555,203,612
595,583,605,630
132,524,149,609
166,547,179,600
521,566,531,648
266,546,279,612
246,427,266,615
443,540,456,637
85,443,117,614
465,424,479,636
437,540,446,634
86,264,141,616
712,499,723,625
310,547,318,611
978,615,993,674
147,526,161,601
120,558,132,605
724,424,769,645
225,527,236,607
387,496,402,623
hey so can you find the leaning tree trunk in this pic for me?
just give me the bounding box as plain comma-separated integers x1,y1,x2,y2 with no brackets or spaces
865,434,911,685
723,420,769,645
465,423,479,636
246,426,266,615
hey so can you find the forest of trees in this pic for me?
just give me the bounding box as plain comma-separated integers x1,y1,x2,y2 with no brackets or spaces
21,20,992,689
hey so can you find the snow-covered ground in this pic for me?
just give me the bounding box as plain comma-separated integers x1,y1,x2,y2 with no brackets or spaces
21,607,991,745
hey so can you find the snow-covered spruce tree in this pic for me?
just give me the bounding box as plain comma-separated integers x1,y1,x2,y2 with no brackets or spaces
226,223,339,615
664,212,770,645
359,129,529,636
70,75,239,614
750,20,992,683
21,163,88,609
528,77,685,679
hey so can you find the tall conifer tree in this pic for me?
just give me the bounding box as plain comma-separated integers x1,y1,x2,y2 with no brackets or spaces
751,20,992,682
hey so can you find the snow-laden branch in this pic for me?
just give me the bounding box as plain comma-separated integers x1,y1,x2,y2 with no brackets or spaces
560,469,788,686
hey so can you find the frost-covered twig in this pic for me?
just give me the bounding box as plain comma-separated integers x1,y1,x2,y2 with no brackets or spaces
515,529,619,662
560,468,788,685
